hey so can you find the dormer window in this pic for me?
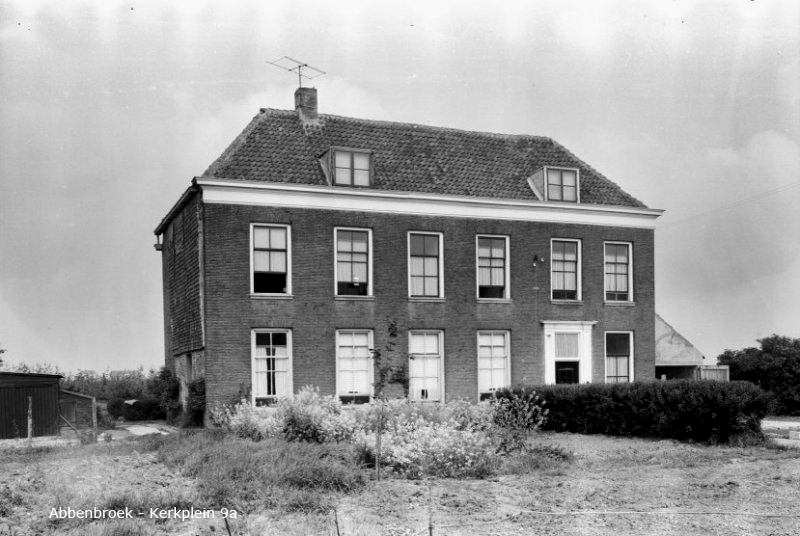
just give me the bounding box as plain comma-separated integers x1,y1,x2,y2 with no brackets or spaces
332,149,372,187
546,167,579,202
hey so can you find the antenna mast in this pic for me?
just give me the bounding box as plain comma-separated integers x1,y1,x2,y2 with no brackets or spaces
268,56,326,87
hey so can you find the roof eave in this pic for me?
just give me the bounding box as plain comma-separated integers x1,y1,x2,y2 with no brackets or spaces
154,181,200,236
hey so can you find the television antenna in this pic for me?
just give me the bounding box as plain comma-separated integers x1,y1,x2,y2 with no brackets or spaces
268,56,326,88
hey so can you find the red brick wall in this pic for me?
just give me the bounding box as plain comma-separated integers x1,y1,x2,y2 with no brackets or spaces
200,203,656,408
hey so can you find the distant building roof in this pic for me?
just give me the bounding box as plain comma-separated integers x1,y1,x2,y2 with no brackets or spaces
655,314,705,367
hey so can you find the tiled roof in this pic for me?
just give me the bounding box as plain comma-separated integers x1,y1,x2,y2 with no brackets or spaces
203,109,647,208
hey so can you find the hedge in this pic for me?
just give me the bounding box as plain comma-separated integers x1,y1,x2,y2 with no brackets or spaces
495,380,771,444
121,398,166,421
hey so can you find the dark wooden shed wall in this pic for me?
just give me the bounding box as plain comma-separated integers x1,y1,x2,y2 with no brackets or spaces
0,373,62,439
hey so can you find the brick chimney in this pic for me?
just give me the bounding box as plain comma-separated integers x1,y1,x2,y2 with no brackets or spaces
294,87,318,121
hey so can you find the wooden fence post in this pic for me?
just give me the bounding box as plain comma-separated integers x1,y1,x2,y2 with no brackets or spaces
27,396,33,444
92,396,98,442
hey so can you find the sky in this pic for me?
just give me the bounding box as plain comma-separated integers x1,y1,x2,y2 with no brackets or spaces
1,0,798,373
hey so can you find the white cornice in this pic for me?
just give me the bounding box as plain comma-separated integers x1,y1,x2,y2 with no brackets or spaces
195,178,663,229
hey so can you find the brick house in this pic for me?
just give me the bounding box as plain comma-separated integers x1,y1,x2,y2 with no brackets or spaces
154,88,662,411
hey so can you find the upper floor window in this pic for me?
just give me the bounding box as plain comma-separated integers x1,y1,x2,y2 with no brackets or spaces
252,224,291,295
477,235,510,299
546,167,579,202
333,149,371,187
605,242,633,302
335,228,372,296
409,232,444,298
551,239,580,301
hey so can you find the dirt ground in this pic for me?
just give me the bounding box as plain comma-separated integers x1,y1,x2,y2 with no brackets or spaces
1,429,799,536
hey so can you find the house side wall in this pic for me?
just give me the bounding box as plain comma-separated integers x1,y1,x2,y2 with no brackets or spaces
160,194,205,371
201,203,655,408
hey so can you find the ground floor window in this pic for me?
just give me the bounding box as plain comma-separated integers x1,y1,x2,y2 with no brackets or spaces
252,329,292,404
477,330,510,398
605,332,633,383
336,330,373,402
409,330,444,402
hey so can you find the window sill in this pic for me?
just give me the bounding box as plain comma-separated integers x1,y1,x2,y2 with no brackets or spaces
604,301,636,307
409,297,446,303
251,294,293,300
335,295,375,301
551,299,583,306
476,298,513,304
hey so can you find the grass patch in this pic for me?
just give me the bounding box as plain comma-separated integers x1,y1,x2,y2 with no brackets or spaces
155,431,367,513
500,444,574,474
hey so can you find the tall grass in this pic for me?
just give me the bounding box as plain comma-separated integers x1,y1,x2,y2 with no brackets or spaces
156,431,367,513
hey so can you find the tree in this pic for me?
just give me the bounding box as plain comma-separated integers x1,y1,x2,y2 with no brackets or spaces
0,343,5,368
718,335,800,415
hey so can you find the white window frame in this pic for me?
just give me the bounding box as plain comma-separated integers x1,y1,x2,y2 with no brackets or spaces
251,328,293,404
550,238,581,301
477,330,511,397
408,330,445,402
331,147,373,187
250,223,292,296
335,329,375,400
475,234,511,300
544,166,580,203
333,227,373,297
407,231,445,299
604,241,634,302
542,321,595,384
604,331,634,383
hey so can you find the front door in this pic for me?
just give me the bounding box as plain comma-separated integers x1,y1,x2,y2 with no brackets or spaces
542,321,595,384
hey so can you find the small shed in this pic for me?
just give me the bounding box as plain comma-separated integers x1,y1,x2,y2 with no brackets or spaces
655,314,707,380
0,372,62,439
60,390,97,436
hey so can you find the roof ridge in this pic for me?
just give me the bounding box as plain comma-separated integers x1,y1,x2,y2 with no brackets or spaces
257,107,553,142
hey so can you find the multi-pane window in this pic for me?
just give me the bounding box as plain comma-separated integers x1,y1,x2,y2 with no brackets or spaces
547,168,578,202
606,332,632,383
554,332,580,384
252,330,291,404
335,228,371,296
477,331,510,398
605,242,632,302
333,150,371,186
409,233,442,297
477,236,509,299
408,331,443,402
252,225,290,294
337,330,373,402
551,239,580,300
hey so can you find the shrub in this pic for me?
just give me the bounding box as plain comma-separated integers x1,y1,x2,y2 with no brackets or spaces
148,367,181,422
718,335,800,415
357,421,496,479
507,380,770,444
491,388,549,452
106,398,125,419
209,400,282,440
121,398,166,421
278,386,356,443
